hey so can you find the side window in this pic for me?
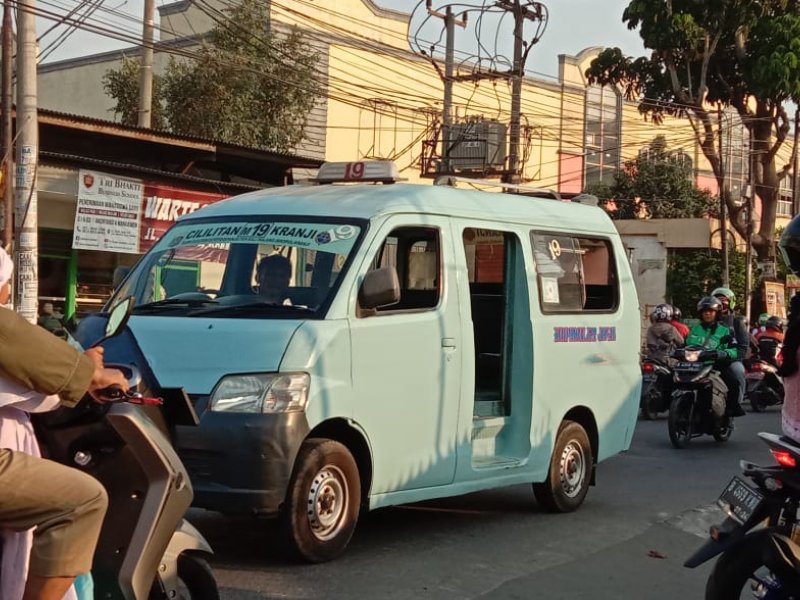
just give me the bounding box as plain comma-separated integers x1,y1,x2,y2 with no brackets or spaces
530,232,618,313
363,227,441,312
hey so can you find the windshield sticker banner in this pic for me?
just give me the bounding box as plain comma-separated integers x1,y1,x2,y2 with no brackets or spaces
73,170,142,254
157,222,359,254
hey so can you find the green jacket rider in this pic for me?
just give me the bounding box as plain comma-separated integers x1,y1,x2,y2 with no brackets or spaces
685,296,738,362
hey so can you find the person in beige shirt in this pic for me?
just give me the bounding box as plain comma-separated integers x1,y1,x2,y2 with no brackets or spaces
0,296,128,600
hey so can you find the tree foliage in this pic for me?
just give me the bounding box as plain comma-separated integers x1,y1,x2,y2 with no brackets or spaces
585,0,800,262
587,136,717,219
102,56,166,129
102,0,320,152
667,249,747,320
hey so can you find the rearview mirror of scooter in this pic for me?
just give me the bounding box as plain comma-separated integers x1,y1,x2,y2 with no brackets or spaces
93,296,135,347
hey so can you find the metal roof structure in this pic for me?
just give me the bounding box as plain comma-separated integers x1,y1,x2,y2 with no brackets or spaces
23,107,323,191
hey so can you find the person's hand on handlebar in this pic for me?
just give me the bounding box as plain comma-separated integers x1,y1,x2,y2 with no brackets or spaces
88,368,129,402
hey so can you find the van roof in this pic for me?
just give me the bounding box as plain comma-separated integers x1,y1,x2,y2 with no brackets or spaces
183,183,617,235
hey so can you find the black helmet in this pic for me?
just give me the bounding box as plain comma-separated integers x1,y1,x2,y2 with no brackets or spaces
672,305,682,320
780,214,800,274
697,296,723,314
765,316,784,332
651,303,673,322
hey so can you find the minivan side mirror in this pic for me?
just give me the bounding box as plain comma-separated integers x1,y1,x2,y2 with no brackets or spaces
359,267,400,310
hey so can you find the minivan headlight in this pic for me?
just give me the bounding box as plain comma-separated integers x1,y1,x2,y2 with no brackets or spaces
209,373,310,413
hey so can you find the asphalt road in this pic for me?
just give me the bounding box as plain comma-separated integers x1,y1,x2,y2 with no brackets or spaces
187,408,783,599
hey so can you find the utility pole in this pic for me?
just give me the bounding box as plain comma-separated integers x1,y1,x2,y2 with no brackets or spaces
718,107,730,286
744,130,755,323
15,0,38,322
498,0,542,185
2,0,13,253
138,0,155,127
425,2,466,173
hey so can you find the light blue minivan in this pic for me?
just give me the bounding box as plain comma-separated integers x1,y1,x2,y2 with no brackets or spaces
106,161,641,562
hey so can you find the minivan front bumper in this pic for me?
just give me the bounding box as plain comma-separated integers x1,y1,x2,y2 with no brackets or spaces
175,399,310,516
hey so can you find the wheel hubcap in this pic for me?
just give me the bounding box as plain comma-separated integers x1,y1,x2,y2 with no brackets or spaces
306,465,348,541
559,440,586,498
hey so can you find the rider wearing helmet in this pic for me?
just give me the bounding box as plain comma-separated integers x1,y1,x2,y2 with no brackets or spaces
669,304,689,338
646,303,684,362
755,316,785,367
684,297,737,370
753,312,771,336
711,286,749,417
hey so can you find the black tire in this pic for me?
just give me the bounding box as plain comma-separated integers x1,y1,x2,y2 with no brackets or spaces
153,554,219,600
668,393,693,449
706,530,795,599
280,438,361,563
712,417,733,443
533,421,593,513
749,385,765,412
640,382,656,420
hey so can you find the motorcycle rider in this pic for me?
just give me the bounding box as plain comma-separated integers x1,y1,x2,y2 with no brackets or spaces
710,287,748,417
685,296,738,408
755,316,785,367
669,305,690,338
0,304,129,600
646,303,684,363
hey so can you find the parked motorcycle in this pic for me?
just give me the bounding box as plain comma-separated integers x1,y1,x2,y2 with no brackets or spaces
745,356,785,413
667,346,733,448
32,297,219,600
640,357,673,420
685,432,800,598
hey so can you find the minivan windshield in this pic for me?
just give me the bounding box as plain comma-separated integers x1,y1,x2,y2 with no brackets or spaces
112,217,365,318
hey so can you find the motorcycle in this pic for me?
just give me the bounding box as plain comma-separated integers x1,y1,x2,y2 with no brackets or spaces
31,297,219,600
640,356,673,420
745,338,785,413
685,432,800,598
667,346,733,448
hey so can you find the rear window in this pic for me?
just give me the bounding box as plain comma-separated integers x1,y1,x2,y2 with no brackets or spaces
530,232,618,313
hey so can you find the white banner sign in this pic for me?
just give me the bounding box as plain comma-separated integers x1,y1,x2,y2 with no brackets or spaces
73,170,143,253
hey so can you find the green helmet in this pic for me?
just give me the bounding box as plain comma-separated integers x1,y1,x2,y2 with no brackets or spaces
758,312,770,326
711,286,736,310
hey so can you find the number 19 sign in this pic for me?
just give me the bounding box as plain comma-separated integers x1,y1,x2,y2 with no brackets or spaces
316,160,402,184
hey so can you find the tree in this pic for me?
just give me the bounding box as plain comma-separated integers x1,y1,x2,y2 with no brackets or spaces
102,0,321,152
102,56,166,129
585,1,800,263
587,136,717,219
667,249,747,320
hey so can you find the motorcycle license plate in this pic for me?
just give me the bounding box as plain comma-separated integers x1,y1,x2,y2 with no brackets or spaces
642,374,656,382
717,476,764,524
746,372,765,381
678,362,703,370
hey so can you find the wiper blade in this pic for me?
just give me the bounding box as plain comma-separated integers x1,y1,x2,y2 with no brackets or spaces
133,298,219,313
190,301,314,317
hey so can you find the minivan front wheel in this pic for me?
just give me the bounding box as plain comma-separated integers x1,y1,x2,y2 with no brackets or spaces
280,438,361,563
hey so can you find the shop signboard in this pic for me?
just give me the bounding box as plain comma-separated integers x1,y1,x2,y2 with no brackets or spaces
139,184,227,253
73,170,143,253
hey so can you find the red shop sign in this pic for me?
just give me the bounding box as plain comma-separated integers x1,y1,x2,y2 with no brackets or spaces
139,184,227,253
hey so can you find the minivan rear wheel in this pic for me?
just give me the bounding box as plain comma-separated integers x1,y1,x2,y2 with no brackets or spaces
533,421,592,512
280,438,361,563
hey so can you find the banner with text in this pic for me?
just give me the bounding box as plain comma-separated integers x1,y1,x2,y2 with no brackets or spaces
139,184,227,253
73,170,143,253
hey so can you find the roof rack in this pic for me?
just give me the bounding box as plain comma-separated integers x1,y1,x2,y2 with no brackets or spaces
433,175,599,205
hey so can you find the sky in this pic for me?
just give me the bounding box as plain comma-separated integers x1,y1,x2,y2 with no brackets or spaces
39,0,648,79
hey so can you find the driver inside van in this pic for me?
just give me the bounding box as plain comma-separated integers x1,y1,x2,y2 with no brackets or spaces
256,254,293,305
